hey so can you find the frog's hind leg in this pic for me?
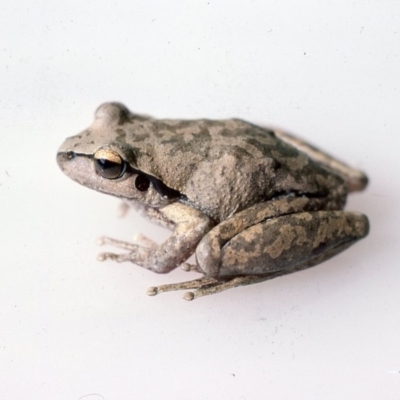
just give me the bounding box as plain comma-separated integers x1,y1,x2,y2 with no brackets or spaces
148,220,366,301
146,275,269,301
217,210,369,277
178,238,360,301
147,276,218,301
146,210,369,300
191,211,368,300
274,130,368,192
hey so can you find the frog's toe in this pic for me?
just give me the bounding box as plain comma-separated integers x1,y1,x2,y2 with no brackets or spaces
132,233,157,249
144,275,261,300
97,236,140,251
97,251,132,262
180,262,201,272
97,234,157,251
146,277,217,297
183,291,195,301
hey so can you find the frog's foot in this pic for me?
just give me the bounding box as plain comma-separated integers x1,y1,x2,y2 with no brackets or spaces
97,235,156,265
131,233,158,249
97,233,157,253
147,275,271,301
97,245,152,264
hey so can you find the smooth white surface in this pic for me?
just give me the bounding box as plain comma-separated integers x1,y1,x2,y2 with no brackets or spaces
1,1,399,399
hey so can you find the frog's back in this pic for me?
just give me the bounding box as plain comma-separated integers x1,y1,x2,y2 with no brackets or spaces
127,117,346,221
125,117,277,184
63,103,346,220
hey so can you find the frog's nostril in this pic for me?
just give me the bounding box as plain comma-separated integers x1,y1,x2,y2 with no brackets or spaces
66,151,75,160
56,151,76,170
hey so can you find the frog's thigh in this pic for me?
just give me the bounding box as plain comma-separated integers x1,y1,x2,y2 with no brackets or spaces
195,197,327,277
218,211,369,276
274,130,368,192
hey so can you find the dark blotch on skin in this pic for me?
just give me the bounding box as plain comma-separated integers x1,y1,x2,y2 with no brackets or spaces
149,176,181,199
116,128,127,143
135,173,151,192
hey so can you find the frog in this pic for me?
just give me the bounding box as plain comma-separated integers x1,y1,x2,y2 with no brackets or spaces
57,102,369,300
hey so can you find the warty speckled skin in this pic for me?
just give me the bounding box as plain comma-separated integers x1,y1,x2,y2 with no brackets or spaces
57,102,369,300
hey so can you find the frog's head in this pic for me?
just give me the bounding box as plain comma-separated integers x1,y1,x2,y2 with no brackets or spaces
57,103,180,207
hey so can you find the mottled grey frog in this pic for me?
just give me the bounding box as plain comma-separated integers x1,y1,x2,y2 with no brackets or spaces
57,103,369,300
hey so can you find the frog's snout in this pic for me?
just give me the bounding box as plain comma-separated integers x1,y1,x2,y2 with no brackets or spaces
56,150,76,171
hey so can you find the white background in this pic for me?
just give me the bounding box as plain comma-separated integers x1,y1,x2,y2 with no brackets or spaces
1,1,399,399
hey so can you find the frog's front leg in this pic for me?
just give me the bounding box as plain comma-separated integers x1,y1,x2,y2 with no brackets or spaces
98,202,213,273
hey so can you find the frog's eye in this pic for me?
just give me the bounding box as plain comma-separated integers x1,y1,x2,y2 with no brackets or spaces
94,149,125,179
